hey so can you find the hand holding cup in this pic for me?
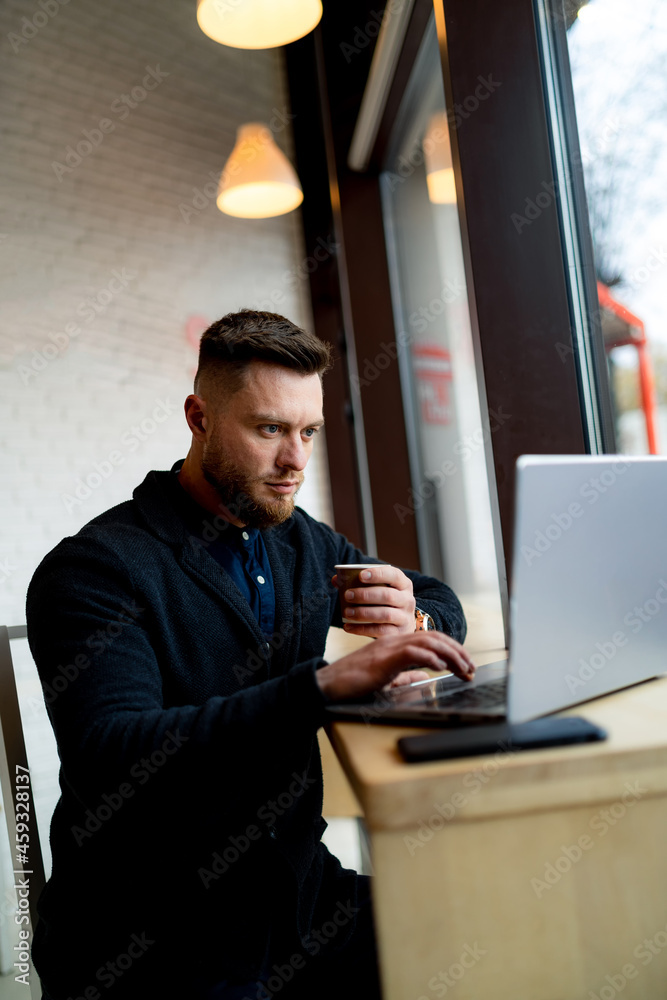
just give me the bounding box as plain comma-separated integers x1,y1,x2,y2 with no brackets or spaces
333,563,417,637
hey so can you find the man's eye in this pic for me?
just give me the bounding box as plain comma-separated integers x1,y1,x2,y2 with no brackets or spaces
263,425,280,434
303,427,319,439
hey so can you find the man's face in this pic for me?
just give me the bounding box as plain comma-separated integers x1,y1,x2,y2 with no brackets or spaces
200,361,324,529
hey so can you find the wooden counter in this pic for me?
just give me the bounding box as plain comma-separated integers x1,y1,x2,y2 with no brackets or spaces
323,606,667,999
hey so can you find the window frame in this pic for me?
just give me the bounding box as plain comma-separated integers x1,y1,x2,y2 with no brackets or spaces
286,0,615,624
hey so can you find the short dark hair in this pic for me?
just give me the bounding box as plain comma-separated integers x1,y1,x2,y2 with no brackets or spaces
194,309,332,405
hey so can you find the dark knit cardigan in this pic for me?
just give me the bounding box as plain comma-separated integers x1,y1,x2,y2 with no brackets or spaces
25,463,466,998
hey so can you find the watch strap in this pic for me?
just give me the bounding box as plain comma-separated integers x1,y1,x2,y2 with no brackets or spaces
414,607,435,631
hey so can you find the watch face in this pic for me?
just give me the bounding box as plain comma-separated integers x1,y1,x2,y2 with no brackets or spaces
415,609,433,630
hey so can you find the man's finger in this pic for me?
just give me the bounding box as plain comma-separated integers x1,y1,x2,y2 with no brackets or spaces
345,587,406,608
421,648,474,681
357,565,411,590
343,621,398,637
387,669,431,688
343,604,404,625
426,632,476,671
401,634,476,680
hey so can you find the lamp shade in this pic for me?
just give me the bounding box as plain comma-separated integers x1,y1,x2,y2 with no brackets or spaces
423,111,457,205
217,123,304,219
196,0,323,49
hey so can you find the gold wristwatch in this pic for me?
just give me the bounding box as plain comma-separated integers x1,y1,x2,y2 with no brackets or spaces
414,607,435,631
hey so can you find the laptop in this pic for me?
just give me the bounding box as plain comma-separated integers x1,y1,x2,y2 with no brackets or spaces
325,455,667,727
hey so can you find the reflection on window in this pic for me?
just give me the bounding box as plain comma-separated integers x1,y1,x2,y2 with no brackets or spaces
567,0,667,453
380,22,502,617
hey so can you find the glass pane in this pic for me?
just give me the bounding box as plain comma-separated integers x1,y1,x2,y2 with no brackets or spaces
380,20,502,617
565,0,667,454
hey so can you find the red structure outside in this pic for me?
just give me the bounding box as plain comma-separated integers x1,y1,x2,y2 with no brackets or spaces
597,281,659,455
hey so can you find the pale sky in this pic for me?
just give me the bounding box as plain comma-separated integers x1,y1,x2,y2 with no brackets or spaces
568,0,667,359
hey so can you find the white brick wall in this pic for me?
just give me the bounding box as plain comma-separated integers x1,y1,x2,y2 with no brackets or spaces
0,1,336,972
0,0,334,629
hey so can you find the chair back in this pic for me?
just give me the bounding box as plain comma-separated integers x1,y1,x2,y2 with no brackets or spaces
0,625,46,1000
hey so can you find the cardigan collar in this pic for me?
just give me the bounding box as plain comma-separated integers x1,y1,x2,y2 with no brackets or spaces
132,460,298,559
132,460,300,665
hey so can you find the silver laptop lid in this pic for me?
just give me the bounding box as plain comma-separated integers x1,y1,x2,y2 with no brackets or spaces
508,455,667,723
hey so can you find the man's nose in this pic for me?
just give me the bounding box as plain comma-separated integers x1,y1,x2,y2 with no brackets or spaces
277,435,308,471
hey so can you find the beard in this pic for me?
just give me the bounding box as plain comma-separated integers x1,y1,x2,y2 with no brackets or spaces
201,442,303,530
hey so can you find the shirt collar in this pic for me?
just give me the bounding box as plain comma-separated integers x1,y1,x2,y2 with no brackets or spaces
167,460,259,546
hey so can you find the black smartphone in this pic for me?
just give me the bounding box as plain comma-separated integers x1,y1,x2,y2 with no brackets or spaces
398,715,607,763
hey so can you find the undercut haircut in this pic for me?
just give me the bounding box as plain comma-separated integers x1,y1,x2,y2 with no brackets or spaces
194,309,333,409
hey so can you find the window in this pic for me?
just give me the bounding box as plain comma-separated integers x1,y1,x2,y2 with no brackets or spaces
380,20,502,612
538,0,667,454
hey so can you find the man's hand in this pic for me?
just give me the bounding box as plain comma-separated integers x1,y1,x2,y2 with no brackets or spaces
384,669,431,690
332,565,416,637
316,631,475,703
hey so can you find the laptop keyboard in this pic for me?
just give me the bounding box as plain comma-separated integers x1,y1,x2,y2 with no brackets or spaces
435,675,508,711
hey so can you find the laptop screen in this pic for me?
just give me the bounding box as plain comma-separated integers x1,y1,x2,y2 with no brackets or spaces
508,456,667,722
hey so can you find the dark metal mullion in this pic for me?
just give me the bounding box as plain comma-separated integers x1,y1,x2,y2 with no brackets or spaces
379,173,433,570
284,36,368,550
312,28,378,557
538,0,617,454
305,3,423,571
431,0,590,611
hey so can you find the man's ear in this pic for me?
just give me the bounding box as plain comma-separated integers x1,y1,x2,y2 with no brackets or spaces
184,394,208,440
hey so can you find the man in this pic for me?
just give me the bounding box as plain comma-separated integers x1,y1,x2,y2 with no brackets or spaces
26,310,473,999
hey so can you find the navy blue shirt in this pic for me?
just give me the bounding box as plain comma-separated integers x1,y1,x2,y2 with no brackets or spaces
169,461,276,640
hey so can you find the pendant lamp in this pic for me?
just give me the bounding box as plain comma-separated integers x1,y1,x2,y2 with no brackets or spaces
197,0,323,49
217,123,304,219
423,112,457,205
